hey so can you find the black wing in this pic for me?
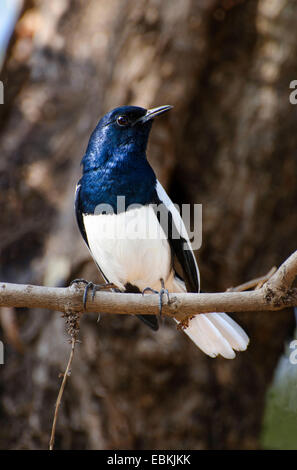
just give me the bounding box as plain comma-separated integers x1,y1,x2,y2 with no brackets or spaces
75,181,89,246
153,181,200,293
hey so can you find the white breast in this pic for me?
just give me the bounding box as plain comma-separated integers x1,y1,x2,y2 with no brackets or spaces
83,206,172,291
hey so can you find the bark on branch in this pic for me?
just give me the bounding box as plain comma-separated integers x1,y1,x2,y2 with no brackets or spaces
0,250,296,320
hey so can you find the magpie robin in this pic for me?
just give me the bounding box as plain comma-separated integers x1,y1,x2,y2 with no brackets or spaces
74,105,249,358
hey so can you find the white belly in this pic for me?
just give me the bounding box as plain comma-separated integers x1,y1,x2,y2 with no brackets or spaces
83,206,172,291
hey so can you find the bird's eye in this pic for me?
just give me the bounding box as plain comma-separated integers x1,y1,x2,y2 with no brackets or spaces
116,115,129,127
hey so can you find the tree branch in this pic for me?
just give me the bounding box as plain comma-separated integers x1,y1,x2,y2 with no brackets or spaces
266,250,297,291
0,250,297,320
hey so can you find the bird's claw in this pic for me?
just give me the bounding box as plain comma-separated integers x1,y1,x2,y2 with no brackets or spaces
142,286,159,296
141,279,170,317
70,279,115,309
158,287,170,316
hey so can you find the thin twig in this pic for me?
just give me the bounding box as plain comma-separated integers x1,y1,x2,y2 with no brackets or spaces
49,337,76,450
255,267,277,290
266,250,297,291
227,266,277,292
49,311,81,450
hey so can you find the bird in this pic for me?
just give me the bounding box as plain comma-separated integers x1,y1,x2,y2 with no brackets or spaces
74,104,249,359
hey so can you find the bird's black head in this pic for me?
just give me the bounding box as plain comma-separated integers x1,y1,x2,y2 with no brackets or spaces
82,105,172,172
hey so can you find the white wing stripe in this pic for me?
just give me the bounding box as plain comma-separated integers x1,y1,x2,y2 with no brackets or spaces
155,180,200,291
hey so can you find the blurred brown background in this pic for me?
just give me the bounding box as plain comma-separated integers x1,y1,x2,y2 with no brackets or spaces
0,0,297,450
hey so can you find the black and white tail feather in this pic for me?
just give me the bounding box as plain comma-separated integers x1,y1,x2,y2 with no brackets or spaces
154,181,249,359
75,180,249,359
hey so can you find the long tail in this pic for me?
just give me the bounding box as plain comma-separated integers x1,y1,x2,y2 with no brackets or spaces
170,276,249,359
175,312,249,359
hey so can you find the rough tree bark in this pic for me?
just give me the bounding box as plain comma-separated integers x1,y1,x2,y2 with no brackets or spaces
0,0,296,449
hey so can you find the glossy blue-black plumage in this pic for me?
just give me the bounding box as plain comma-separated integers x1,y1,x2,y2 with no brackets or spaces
75,103,200,332
79,106,157,213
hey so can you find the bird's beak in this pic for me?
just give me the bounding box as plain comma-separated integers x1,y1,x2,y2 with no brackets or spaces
134,105,173,125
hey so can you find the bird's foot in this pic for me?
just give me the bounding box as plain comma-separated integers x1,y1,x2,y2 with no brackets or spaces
142,279,170,317
70,279,115,309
